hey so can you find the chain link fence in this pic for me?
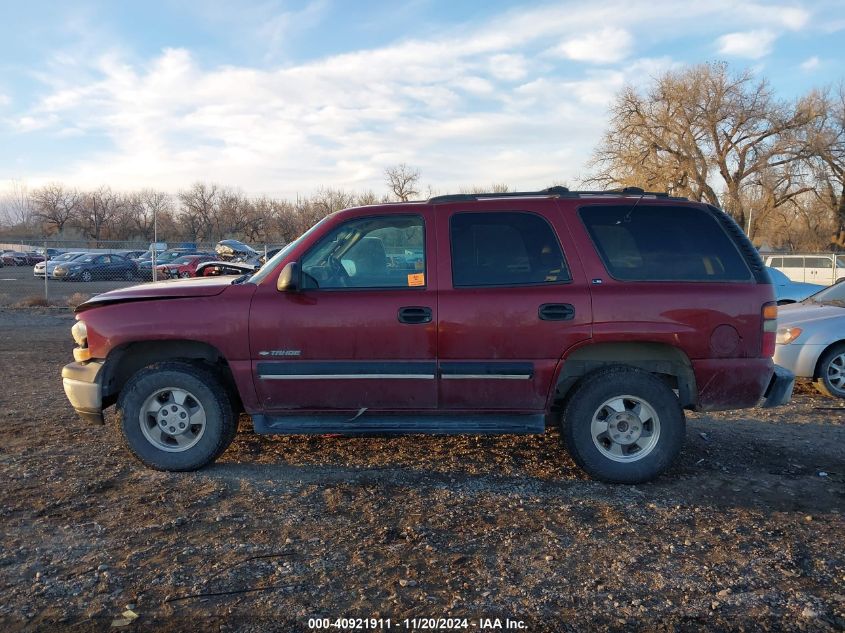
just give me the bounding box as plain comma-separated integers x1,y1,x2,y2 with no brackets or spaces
0,238,283,308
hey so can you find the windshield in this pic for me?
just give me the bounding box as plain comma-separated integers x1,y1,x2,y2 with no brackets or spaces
806,281,845,305
55,253,77,262
248,218,330,285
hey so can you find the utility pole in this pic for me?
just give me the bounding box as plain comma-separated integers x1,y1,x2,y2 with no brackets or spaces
152,205,158,282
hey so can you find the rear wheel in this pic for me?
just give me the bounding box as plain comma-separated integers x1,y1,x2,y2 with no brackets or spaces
81,270,92,282
117,362,236,471
124,269,135,281
814,345,845,399
561,367,685,483
180,271,191,278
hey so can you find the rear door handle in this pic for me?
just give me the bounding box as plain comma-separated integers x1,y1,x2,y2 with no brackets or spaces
398,306,432,324
538,303,575,321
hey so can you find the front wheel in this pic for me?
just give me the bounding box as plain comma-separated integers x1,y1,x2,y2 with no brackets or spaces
814,345,845,399
561,367,685,484
117,362,237,470
81,270,92,282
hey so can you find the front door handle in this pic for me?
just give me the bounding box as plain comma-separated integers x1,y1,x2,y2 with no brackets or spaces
398,306,432,324
539,303,575,321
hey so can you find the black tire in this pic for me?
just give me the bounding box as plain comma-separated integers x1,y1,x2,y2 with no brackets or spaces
180,271,191,278
814,344,845,399
81,270,92,282
561,367,686,484
116,361,236,471
124,269,135,281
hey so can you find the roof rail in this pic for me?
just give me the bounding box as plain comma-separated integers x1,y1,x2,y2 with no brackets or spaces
426,187,682,204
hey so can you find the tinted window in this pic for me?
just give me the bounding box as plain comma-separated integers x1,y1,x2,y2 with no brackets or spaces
301,215,425,289
769,257,782,267
782,257,803,268
580,205,751,282
450,212,569,287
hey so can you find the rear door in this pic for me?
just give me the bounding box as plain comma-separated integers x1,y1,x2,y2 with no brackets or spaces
435,202,592,411
805,256,834,285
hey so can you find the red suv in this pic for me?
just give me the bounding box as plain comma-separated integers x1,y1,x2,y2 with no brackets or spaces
61,187,793,483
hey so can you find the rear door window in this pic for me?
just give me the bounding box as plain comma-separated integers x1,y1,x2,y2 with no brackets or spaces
449,212,570,287
579,205,751,282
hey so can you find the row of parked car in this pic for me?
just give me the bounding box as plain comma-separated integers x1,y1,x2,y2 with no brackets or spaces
18,239,279,282
1,250,45,266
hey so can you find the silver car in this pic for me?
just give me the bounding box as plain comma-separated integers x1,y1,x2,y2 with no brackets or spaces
774,282,845,398
33,252,87,278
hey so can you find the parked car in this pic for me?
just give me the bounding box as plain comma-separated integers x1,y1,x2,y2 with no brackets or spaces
215,239,259,262
195,260,259,277
774,281,845,398
136,249,208,280
34,252,88,278
764,253,845,285
118,250,147,260
766,266,825,304
61,186,793,483
2,251,31,266
53,253,138,282
24,251,45,265
156,255,218,279
34,247,65,260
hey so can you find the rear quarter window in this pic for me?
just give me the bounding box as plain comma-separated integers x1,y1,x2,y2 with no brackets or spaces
579,205,751,282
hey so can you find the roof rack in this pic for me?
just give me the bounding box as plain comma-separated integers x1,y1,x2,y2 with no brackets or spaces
427,186,685,204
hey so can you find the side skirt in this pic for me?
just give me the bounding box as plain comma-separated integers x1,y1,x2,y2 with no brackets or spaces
251,413,545,436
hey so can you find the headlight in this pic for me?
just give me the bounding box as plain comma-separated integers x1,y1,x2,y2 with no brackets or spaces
71,321,88,347
776,327,803,345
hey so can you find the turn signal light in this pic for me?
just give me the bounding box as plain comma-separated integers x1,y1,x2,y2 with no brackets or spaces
776,327,803,345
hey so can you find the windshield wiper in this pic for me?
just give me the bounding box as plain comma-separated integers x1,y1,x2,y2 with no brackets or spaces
231,273,252,284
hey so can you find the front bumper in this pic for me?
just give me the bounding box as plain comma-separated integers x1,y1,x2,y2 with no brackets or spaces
62,361,105,425
761,365,795,408
773,343,825,379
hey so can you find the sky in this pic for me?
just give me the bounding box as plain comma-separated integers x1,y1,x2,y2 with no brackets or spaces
0,0,844,199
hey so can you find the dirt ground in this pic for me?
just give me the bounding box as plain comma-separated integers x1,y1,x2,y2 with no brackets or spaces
0,307,842,632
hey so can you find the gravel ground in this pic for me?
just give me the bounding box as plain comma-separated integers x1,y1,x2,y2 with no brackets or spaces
0,308,842,632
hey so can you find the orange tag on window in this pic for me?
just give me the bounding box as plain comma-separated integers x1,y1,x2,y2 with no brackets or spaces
407,273,425,287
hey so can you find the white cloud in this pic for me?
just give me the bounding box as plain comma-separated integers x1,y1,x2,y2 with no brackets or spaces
716,30,777,59
800,55,820,70
6,0,821,196
550,27,634,64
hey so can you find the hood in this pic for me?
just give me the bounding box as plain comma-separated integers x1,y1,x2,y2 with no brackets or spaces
76,276,234,312
777,301,845,327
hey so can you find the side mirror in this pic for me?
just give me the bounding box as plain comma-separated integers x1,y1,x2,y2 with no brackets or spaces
276,261,301,292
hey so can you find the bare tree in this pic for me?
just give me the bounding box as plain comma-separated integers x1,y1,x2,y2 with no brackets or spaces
0,181,35,228
30,183,81,234
385,163,421,202
802,86,845,245
178,182,220,241
77,187,127,243
588,63,818,229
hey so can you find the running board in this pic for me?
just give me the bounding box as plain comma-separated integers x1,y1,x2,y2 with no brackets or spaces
251,413,545,436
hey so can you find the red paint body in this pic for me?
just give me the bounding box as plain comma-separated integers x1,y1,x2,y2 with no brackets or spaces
76,197,777,415
155,255,217,278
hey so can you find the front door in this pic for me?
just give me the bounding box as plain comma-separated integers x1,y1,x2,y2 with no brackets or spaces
436,203,592,411
250,211,438,412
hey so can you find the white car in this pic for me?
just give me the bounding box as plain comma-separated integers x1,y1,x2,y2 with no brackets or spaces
774,282,845,398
